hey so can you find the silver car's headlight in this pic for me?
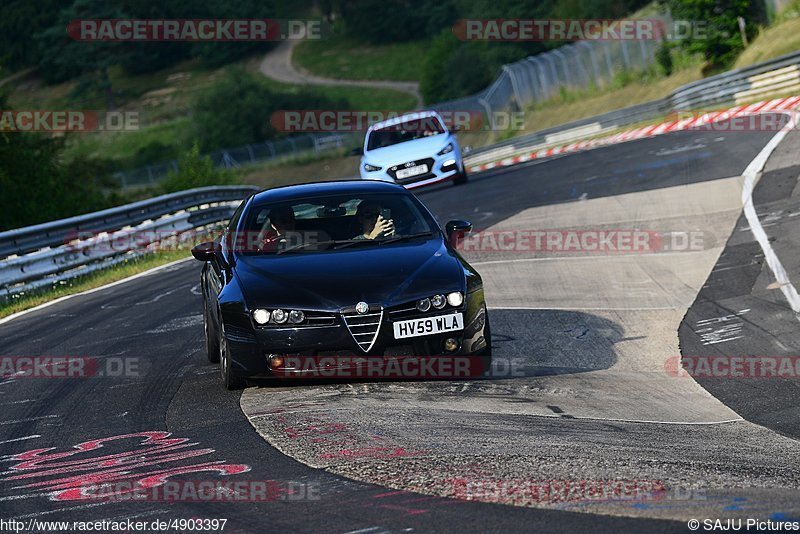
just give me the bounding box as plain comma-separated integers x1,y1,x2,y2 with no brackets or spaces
437,143,454,156
364,163,382,172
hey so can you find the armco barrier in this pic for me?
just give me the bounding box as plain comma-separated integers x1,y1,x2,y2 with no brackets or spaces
0,186,258,259
0,186,259,301
464,50,800,170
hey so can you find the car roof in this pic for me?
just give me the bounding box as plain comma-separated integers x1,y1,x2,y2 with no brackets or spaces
249,180,409,205
367,111,443,133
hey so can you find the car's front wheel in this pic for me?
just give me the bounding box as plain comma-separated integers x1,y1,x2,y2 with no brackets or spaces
453,169,468,186
218,322,246,390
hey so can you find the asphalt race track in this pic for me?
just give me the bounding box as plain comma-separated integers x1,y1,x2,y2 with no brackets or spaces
2,117,799,533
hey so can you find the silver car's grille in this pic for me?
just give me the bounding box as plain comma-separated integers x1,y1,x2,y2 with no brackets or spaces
342,308,383,352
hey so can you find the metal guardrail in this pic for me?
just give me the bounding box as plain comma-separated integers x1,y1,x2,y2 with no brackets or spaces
0,185,259,301
463,50,800,166
0,186,258,259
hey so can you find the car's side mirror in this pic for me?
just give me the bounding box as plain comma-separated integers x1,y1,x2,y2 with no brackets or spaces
350,146,363,156
191,241,220,262
445,220,473,246
452,124,462,132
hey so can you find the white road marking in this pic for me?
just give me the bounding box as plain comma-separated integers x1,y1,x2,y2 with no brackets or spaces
739,112,800,315
0,435,40,445
0,415,59,426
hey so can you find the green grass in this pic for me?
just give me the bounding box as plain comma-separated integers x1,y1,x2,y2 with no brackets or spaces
253,69,417,110
0,250,191,319
294,35,428,81
735,11,800,68
8,55,416,171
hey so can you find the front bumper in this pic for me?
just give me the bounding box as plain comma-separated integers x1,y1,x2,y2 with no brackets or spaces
360,154,463,189
223,300,488,378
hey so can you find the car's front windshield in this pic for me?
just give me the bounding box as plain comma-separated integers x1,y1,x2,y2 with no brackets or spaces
366,117,446,151
236,192,437,255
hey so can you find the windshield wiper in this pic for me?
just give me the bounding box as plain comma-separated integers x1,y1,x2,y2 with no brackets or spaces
276,239,371,254
275,240,336,255
378,232,434,245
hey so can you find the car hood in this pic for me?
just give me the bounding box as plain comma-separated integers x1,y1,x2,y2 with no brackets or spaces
234,238,465,311
363,134,451,166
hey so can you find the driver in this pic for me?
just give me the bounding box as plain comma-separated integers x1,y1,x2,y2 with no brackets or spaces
353,201,395,240
259,206,296,251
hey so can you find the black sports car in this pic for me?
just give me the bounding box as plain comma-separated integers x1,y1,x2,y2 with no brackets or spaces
191,180,491,389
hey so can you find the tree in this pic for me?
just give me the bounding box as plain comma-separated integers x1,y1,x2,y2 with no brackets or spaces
161,143,232,193
0,96,113,230
36,0,132,110
662,0,765,70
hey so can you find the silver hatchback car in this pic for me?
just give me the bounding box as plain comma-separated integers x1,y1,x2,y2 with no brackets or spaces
357,111,467,189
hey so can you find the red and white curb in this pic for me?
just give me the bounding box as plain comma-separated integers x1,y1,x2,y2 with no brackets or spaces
467,96,800,174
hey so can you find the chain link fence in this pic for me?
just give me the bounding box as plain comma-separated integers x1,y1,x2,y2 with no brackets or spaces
114,17,667,188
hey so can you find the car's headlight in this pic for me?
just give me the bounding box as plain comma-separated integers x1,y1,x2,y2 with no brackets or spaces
253,309,271,325
437,143,454,156
288,310,305,324
431,294,446,309
272,309,288,324
416,298,432,312
363,163,382,172
447,292,464,307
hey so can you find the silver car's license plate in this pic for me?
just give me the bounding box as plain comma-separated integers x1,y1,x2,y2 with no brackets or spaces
396,164,428,179
393,312,464,339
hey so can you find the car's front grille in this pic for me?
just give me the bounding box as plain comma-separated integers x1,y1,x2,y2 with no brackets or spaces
387,158,435,182
342,307,384,352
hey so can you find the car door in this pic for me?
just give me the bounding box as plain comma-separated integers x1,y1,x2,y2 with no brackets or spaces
206,200,247,334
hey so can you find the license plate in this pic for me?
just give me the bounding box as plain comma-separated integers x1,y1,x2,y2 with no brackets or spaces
396,164,428,179
393,312,464,339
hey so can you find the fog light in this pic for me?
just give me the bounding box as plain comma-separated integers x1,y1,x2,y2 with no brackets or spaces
443,338,460,353
272,309,288,323
447,292,464,307
253,309,270,325
269,354,284,369
443,158,456,167
416,298,431,312
431,294,446,309
289,310,305,324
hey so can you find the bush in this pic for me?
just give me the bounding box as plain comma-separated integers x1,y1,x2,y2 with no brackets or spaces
0,113,115,230
192,69,347,151
656,41,674,76
419,31,495,103
161,143,232,193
